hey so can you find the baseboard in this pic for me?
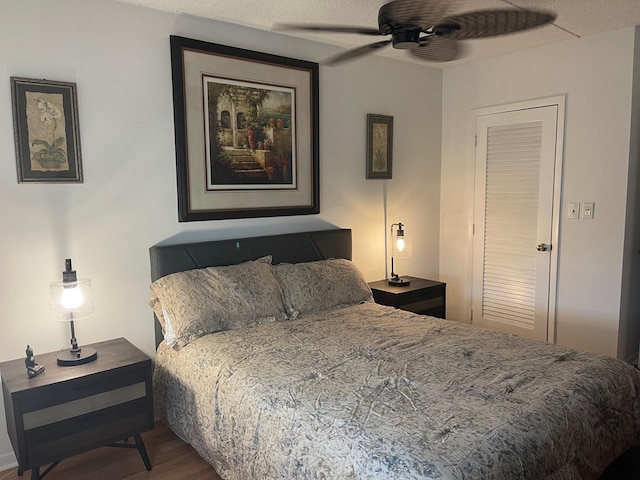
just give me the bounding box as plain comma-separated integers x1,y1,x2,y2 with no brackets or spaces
0,451,17,472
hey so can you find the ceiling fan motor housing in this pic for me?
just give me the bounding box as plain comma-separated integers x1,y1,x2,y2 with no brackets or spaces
392,29,421,49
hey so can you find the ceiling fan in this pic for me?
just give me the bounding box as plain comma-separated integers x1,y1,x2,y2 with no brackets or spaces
274,0,556,65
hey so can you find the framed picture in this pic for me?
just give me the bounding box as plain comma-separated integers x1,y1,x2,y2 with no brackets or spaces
11,77,83,183
170,36,320,222
366,113,393,179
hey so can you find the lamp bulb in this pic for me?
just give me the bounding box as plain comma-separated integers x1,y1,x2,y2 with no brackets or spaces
61,286,84,309
396,238,405,252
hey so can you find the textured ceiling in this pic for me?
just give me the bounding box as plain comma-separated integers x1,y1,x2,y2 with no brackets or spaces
115,0,640,67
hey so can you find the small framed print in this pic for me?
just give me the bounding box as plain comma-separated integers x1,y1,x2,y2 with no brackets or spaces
11,77,83,183
366,113,393,179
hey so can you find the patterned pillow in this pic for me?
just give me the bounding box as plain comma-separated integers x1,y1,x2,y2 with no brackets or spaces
149,258,288,349
273,258,372,317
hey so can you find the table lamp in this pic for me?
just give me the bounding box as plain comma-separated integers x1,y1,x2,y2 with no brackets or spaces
389,222,412,286
50,258,97,366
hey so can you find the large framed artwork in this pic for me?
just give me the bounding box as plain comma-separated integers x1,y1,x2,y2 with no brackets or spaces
366,113,393,180
11,77,83,183
170,36,320,221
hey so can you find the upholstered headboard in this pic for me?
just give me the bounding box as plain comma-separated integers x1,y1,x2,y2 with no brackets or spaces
149,228,352,347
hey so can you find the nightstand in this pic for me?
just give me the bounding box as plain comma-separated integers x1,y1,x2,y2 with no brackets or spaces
369,276,446,318
0,337,154,480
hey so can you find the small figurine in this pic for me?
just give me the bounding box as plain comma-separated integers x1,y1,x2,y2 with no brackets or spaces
25,345,45,378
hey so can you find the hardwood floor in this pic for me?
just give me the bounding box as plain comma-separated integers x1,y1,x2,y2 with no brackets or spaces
0,422,222,480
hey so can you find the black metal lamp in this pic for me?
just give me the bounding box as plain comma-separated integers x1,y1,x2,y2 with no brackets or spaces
50,259,97,366
388,222,412,286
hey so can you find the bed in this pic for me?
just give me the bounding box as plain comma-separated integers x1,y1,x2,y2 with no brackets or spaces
149,228,640,479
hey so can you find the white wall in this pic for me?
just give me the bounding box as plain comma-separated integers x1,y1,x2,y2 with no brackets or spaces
440,27,639,359
0,0,442,469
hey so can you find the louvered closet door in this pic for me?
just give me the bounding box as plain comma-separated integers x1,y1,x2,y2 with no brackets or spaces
472,106,558,341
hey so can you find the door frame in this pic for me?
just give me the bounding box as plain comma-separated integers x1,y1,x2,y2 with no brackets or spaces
472,96,566,343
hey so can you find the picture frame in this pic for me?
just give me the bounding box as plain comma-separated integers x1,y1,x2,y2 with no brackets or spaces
366,113,393,180
11,77,83,183
170,35,320,222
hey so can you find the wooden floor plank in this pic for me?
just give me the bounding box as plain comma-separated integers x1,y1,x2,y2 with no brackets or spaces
0,422,222,480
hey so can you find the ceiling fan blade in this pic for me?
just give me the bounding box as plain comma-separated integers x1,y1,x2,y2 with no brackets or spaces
410,36,465,62
380,0,463,31
324,40,392,66
443,9,556,39
273,23,383,36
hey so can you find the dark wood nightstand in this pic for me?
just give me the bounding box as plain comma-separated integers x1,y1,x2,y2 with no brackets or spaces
369,276,446,318
0,337,154,480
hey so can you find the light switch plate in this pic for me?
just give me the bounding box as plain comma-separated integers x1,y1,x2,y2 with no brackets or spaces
568,202,580,219
583,202,594,219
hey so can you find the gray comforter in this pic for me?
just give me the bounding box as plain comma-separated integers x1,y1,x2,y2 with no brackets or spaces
154,302,640,479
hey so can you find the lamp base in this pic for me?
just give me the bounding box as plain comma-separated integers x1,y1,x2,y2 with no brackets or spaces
57,347,98,366
388,276,410,286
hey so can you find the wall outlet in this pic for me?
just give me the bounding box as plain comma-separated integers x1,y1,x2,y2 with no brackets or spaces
583,202,595,219
568,202,580,219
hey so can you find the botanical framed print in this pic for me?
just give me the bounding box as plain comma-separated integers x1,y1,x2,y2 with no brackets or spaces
11,77,83,183
170,35,320,222
366,113,393,179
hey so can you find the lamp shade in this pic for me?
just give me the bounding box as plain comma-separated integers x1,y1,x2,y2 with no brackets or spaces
388,222,412,286
50,277,94,321
50,258,97,366
391,225,412,258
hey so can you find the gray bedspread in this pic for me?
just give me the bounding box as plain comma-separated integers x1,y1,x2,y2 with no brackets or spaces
154,302,640,479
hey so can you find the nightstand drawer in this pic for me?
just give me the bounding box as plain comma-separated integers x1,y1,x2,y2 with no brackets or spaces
399,284,445,305
23,381,147,429
25,398,150,465
401,296,444,314
21,365,147,413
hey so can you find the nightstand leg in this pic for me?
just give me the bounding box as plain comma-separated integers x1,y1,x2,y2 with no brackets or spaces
29,460,60,480
134,434,152,471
